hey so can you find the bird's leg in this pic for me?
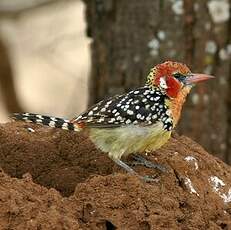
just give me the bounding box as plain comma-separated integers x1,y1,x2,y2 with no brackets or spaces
112,158,136,174
111,158,158,182
131,153,166,172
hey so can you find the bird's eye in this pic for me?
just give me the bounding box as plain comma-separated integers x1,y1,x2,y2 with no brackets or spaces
173,73,186,82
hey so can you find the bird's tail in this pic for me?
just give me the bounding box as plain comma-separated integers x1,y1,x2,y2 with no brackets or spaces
11,113,80,131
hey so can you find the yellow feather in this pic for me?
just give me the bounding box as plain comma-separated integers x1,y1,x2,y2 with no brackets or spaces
88,122,171,160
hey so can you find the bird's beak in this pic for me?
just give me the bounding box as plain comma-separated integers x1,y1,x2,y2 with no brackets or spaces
184,73,215,85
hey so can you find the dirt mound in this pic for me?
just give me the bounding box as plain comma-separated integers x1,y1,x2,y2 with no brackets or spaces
0,122,231,229
0,171,79,229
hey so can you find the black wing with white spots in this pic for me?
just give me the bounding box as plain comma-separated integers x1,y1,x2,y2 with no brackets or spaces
73,86,173,131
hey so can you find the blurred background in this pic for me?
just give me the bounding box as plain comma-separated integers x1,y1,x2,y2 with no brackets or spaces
0,0,90,121
0,0,230,163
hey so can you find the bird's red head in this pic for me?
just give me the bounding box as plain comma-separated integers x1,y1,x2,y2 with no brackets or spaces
146,61,214,98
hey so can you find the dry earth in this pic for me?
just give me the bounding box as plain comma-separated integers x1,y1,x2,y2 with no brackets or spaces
0,121,231,229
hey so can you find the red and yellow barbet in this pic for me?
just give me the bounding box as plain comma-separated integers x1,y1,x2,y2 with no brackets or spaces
12,61,214,180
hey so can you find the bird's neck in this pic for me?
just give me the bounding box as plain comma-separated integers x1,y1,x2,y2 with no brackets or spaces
169,86,192,126
146,84,191,126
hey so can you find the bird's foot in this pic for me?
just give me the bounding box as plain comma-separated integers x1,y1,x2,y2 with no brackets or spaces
131,154,166,172
112,158,159,182
141,174,159,183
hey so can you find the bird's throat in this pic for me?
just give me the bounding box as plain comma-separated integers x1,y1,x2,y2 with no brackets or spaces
170,86,191,126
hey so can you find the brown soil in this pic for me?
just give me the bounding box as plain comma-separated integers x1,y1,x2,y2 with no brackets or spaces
0,122,231,229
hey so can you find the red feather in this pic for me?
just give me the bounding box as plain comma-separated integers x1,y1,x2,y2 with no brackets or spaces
153,61,190,98
166,77,181,98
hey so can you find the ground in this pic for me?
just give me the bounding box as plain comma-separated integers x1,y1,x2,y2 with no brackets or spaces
0,121,231,229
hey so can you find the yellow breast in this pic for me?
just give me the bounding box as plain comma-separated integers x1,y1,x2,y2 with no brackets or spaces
88,122,171,160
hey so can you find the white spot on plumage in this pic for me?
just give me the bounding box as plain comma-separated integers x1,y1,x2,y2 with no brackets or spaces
144,90,150,95
106,100,112,105
88,111,93,116
154,96,160,101
146,116,151,121
159,77,168,89
126,119,132,124
86,118,93,122
49,121,56,127
166,109,172,116
62,123,69,130
152,114,157,119
137,114,142,119
135,106,140,110
166,118,172,123
127,110,134,115
108,118,116,123
36,115,44,119
145,104,151,109
99,118,105,122
116,116,122,121
50,117,57,121
101,107,106,112
78,115,82,119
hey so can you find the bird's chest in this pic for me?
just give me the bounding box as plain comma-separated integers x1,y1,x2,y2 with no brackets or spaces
88,122,171,157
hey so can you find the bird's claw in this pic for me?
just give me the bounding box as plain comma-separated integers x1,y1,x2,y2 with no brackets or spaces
140,174,160,183
132,154,167,172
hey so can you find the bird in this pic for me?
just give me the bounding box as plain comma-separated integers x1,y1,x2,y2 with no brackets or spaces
12,61,214,181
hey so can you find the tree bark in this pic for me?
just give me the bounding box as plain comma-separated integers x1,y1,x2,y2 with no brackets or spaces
83,0,231,163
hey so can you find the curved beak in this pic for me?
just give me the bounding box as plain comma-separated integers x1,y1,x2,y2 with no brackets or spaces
184,73,215,85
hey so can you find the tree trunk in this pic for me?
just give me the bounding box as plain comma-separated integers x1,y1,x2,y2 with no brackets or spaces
83,0,231,163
